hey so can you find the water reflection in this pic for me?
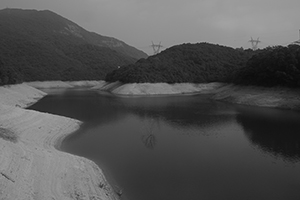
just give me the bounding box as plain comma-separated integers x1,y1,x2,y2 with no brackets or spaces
141,118,159,149
28,89,300,200
117,94,236,134
30,90,300,159
141,134,156,149
29,90,236,138
236,107,300,162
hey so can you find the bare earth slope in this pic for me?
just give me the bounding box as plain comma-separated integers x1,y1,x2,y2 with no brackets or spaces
94,81,223,95
0,84,118,200
212,84,300,111
95,81,300,111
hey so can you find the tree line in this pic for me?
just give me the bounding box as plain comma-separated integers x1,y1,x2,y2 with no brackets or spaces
233,45,300,87
106,43,255,83
106,43,300,88
2,40,300,88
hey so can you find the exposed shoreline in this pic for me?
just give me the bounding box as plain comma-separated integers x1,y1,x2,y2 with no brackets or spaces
0,83,119,200
212,84,300,111
94,81,300,111
1,81,299,199
92,81,224,96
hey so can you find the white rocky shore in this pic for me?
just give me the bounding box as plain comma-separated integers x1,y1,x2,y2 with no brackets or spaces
26,80,104,89
0,83,118,200
92,81,224,95
94,81,300,111
212,84,300,111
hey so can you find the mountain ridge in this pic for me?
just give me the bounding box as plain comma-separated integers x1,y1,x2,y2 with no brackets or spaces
0,8,147,59
0,8,147,84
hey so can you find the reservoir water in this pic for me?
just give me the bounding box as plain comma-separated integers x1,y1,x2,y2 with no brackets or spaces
28,89,300,200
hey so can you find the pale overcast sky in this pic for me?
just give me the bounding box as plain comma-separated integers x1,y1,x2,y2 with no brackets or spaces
1,0,300,55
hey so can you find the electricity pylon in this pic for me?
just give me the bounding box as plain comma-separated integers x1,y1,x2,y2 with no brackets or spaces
150,41,163,55
249,37,261,50
292,29,300,45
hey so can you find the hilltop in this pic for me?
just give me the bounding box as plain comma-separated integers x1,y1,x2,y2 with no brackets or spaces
106,42,300,89
105,43,254,83
0,8,147,85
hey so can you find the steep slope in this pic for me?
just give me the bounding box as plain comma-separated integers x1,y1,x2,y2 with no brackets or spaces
0,8,147,59
0,8,146,82
83,32,148,59
106,43,254,83
0,84,118,200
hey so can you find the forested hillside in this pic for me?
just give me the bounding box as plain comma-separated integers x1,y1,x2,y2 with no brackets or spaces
106,43,254,83
2,8,298,88
233,45,300,87
0,60,19,85
106,42,300,88
0,8,145,84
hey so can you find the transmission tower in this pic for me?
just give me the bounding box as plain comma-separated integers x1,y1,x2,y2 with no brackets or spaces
150,41,163,55
249,37,261,50
294,29,300,44
289,29,300,45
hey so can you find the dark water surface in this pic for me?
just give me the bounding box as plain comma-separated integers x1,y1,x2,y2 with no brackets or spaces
28,89,300,200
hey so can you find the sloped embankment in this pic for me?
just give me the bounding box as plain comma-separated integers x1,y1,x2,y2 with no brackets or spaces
94,81,300,111
212,84,300,111
0,84,118,200
93,81,224,95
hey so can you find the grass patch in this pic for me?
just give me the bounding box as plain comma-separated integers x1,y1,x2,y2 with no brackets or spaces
0,128,18,143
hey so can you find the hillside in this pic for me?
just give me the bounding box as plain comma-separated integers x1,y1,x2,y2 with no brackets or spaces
0,8,147,84
233,45,300,87
105,43,254,83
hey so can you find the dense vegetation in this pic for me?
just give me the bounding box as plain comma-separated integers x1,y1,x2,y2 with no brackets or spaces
1,9,299,88
0,60,20,85
233,45,300,87
106,42,300,88
106,43,255,83
0,8,144,84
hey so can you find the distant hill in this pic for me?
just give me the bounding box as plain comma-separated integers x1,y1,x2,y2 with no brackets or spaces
106,43,254,83
105,42,300,88
0,8,147,84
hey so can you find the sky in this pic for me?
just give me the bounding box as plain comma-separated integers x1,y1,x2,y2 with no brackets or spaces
1,0,300,55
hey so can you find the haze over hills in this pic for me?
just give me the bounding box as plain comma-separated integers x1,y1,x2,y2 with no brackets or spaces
0,8,147,84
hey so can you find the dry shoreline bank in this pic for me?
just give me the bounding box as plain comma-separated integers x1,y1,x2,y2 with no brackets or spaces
212,84,300,111
92,81,224,96
26,80,300,110
94,81,300,111
0,83,118,200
